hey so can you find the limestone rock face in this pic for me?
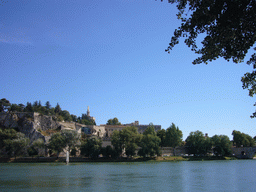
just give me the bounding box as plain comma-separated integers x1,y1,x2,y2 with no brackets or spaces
0,112,60,143
33,113,59,131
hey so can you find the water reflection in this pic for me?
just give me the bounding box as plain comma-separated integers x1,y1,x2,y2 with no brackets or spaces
1,160,256,191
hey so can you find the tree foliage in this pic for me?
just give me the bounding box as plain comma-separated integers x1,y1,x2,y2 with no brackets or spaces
163,0,255,64
0,128,30,158
107,117,121,125
138,125,161,157
78,114,96,125
80,137,102,159
61,130,80,152
32,138,45,156
211,135,232,156
0,98,96,125
143,123,156,136
0,128,18,151
111,126,141,158
47,132,66,156
4,132,29,158
157,129,166,147
165,123,183,148
0,98,11,112
162,0,256,116
48,130,79,157
138,134,161,158
232,130,255,147
101,145,114,158
185,130,212,156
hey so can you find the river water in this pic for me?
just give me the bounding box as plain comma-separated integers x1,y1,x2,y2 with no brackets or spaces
1,160,256,192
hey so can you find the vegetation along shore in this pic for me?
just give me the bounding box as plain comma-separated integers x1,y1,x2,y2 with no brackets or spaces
0,98,255,162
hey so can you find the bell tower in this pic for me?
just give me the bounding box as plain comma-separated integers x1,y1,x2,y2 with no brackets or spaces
87,106,90,117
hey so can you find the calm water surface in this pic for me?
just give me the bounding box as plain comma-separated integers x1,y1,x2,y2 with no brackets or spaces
1,160,256,192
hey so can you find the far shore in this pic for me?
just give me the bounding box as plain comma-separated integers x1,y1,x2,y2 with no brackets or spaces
0,156,240,163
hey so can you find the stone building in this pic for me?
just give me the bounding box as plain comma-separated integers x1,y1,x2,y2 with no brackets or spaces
86,106,95,122
80,125,105,138
124,121,161,134
102,121,161,137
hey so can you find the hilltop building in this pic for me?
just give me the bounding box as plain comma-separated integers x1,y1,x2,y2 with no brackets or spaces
124,121,161,134
79,108,161,139
86,106,95,122
102,121,161,137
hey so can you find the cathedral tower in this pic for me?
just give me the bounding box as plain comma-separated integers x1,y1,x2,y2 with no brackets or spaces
87,106,90,117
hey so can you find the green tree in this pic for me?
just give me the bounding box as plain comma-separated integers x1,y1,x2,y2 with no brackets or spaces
138,134,161,158
0,98,11,112
71,114,78,122
165,123,183,148
157,129,166,147
232,130,255,147
211,135,232,156
4,132,29,159
80,137,102,159
107,117,121,125
111,127,141,158
111,130,123,157
54,103,62,115
163,0,255,64
25,102,33,112
162,0,256,116
138,125,161,158
10,104,22,112
0,128,18,151
61,130,80,153
45,101,51,110
60,110,72,122
185,130,212,156
122,127,140,157
101,145,114,158
143,123,156,136
27,146,38,156
78,114,96,125
47,132,66,157
33,101,39,112
32,138,45,156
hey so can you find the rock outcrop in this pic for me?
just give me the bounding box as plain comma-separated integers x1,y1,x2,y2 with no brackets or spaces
0,112,60,143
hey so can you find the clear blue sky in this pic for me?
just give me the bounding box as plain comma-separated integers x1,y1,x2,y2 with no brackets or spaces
1,0,255,140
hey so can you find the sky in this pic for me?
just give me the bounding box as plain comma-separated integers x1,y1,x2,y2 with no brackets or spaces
1,0,255,140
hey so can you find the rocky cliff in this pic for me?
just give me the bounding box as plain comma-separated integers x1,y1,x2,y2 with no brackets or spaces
0,112,61,143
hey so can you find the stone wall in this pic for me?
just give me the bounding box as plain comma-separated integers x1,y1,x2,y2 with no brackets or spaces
161,147,189,156
232,147,256,159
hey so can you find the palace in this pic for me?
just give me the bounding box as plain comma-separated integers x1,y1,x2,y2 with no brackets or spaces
80,107,161,138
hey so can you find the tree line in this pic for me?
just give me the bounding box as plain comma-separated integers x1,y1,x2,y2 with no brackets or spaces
0,98,95,125
1,122,256,159
1,98,256,159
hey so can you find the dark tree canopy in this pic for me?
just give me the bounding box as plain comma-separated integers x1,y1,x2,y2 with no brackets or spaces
80,137,102,159
162,0,256,116
0,98,11,112
163,0,256,65
211,135,232,156
232,130,255,147
165,123,183,148
143,123,157,136
107,117,121,125
185,130,212,156
111,126,141,158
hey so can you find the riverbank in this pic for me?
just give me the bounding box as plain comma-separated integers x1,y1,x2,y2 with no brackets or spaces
0,156,238,163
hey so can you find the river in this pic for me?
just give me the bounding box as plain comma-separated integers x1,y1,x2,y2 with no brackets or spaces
1,160,256,191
